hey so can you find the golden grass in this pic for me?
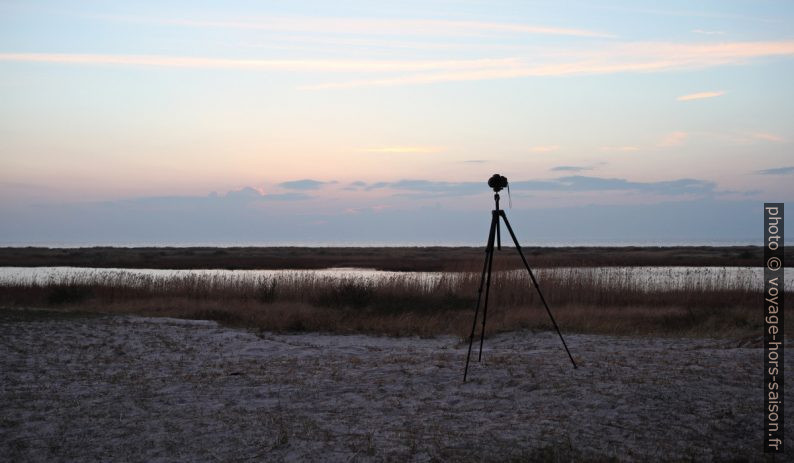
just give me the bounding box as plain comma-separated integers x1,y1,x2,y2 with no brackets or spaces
0,268,785,338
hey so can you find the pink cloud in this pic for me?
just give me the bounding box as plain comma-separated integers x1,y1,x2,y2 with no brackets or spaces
751,132,785,142
657,131,688,147
677,91,725,101
3,40,793,90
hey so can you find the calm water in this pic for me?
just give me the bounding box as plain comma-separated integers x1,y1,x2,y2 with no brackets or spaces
0,266,788,291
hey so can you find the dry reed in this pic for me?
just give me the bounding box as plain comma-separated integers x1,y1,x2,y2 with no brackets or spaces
0,268,785,338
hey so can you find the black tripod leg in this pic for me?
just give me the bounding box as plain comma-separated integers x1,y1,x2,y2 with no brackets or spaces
496,213,502,250
499,211,577,369
464,214,497,382
477,210,499,362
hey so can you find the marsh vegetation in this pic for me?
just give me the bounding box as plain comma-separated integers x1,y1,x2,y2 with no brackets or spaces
0,265,783,338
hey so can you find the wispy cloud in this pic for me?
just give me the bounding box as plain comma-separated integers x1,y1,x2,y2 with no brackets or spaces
756,166,794,175
342,181,369,191
100,14,615,38
278,179,334,190
591,5,777,23
514,176,715,195
365,179,481,195
4,40,794,89
657,131,688,147
529,145,561,153
358,146,445,154
677,90,725,101
300,40,794,89
260,192,312,201
225,187,312,201
751,132,786,142
120,187,312,206
0,53,521,73
692,29,725,35
360,175,715,196
599,145,640,152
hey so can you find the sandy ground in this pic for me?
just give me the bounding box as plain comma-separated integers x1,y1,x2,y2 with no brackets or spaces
0,309,790,462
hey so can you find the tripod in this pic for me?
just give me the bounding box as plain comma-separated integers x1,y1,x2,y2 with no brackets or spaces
463,191,577,382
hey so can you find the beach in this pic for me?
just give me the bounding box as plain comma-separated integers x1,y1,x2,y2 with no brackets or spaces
1,309,785,462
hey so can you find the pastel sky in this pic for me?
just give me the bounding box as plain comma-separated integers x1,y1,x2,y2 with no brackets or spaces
1,0,792,245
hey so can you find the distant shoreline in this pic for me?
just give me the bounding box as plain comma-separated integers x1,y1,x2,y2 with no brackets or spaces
0,246,789,271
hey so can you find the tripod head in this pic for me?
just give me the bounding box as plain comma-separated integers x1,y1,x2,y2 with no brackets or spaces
488,174,508,192
488,173,511,211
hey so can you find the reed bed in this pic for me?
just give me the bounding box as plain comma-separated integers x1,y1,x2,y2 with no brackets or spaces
0,268,786,338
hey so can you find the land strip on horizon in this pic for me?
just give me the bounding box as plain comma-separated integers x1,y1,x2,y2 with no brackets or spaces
0,246,789,271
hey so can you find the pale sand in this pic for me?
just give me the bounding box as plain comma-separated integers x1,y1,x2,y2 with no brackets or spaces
1,310,788,461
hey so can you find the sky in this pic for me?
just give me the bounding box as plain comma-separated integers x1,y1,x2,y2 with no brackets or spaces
1,0,792,246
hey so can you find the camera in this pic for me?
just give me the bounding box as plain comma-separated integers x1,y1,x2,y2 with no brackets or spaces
488,174,508,192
